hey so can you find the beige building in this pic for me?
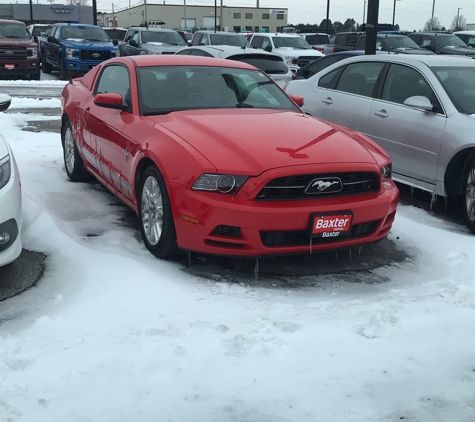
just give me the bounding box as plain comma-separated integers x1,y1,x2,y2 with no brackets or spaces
99,4,288,33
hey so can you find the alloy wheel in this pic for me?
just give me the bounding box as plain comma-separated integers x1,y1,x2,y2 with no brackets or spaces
141,176,164,246
465,165,475,223
64,126,75,174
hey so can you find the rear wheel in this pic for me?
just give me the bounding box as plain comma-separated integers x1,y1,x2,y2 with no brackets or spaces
62,120,91,182
138,165,180,259
462,152,475,234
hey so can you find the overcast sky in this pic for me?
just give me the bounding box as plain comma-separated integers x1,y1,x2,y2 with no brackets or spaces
15,0,475,31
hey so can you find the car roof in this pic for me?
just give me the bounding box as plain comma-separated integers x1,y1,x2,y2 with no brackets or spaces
454,30,475,35
267,33,305,38
0,19,26,25
335,54,475,68
123,54,258,70
104,27,127,31
128,27,176,33
55,23,100,28
194,30,243,35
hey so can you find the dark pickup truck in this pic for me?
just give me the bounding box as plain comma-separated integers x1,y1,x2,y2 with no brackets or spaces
41,23,119,80
0,19,40,80
334,33,434,55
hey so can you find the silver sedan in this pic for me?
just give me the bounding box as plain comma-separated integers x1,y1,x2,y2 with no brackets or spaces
285,55,475,233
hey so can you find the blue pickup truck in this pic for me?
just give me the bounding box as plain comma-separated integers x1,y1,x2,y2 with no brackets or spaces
41,23,119,80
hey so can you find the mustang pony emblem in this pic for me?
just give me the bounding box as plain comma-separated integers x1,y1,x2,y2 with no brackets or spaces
311,180,339,191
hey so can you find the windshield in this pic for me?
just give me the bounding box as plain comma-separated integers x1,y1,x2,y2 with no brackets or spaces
304,34,330,45
62,26,110,42
384,36,420,50
209,34,250,47
272,36,312,50
0,23,31,39
104,29,127,42
142,31,186,46
435,35,469,48
137,65,300,115
432,66,475,114
30,25,50,37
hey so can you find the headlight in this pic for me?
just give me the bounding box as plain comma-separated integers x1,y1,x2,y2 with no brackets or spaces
284,55,293,66
111,49,120,57
0,155,12,190
27,47,38,59
380,164,392,181
192,174,248,194
65,48,80,59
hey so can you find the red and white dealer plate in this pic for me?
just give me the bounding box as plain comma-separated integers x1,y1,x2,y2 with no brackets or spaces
309,212,353,238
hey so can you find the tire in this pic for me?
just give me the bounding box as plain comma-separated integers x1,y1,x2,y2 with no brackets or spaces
31,70,41,81
42,55,52,74
138,165,180,259
462,152,475,234
59,58,69,81
61,120,91,182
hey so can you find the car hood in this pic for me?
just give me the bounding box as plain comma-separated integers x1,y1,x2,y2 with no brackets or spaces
275,48,322,57
146,110,384,175
61,39,117,49
392,47,435,55
0,38,36,47
439,45,475,55
143,43,185,52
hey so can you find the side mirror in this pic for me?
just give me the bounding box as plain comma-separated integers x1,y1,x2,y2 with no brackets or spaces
425,44,435,52
47,35,56,43
94,93,128,111
289,94,304,107
264,45,272,52
112,39,119,46
0,94,12,112
129,40,138,47
403,95,433,112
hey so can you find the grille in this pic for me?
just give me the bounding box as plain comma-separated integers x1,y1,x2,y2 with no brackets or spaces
260,220,380,247
80,50,111,61
296,55,320,67
0,47,28,60
256,172,379,201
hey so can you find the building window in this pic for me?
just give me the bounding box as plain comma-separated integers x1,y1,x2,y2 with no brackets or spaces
262,13,269,19
277,14,284,20
245,26,252,31
245,13,252,19
233,13,241,19
233,26,240,32
262,26,269,32
254,26,259,32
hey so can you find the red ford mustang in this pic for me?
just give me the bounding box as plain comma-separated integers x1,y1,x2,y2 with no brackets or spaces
60,55,398,258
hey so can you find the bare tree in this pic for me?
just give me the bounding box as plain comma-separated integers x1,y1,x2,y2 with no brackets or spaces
424,16,442,31
451,14,467,31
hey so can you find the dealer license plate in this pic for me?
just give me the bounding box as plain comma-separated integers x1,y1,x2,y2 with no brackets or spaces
5,64,15,70
310,212,353,239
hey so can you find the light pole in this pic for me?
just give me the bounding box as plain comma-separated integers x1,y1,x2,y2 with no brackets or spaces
363,0,367,24
430,0,435,30
457,7,462,30
392,0,401,28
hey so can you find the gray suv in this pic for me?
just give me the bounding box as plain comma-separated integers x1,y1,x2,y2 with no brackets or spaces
119,27,187,56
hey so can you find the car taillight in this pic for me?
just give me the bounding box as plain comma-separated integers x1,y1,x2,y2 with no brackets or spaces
291,72,297,80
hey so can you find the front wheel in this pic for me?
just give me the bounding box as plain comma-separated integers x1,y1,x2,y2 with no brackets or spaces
58,59,69,80
42,55,52,74
462,152,475,234
138,166,180,259
61,120,91,182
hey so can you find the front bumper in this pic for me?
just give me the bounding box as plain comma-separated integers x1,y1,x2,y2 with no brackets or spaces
171,174,399,257
0,60,40,78
0,157,22,266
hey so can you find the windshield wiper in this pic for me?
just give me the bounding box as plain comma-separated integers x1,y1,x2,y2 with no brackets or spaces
236,103,254,108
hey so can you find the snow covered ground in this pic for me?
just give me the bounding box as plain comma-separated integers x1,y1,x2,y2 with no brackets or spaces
0,90,474,422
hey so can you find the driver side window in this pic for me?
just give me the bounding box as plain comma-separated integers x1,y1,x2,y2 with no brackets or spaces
95,65,131,110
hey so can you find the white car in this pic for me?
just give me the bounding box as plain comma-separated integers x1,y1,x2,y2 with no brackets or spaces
249,33,324,72
454,31,475,48
0,94,22,267
175,45,294,87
